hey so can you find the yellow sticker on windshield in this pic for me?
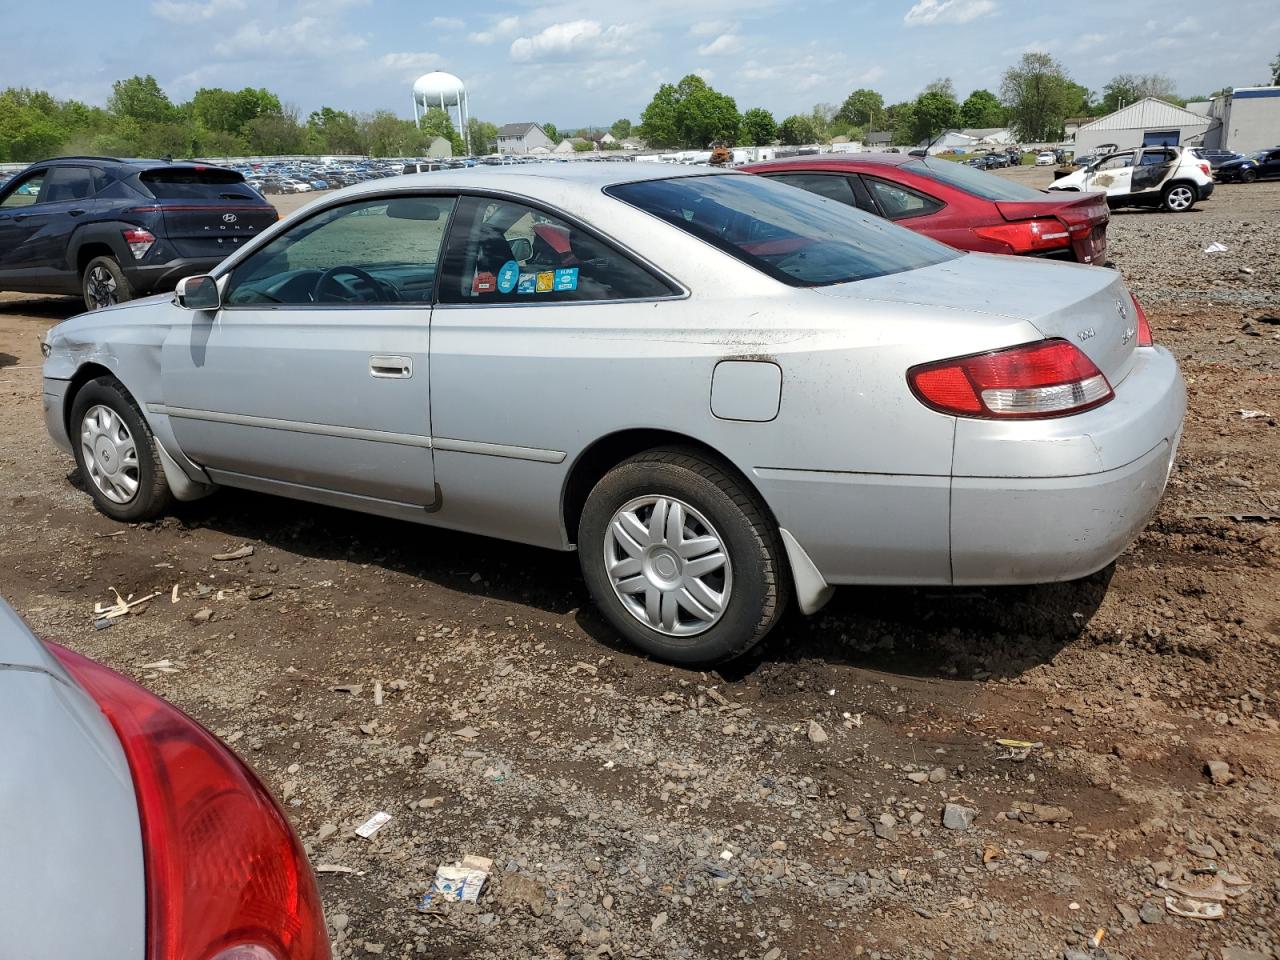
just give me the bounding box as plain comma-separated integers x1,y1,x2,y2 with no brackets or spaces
536,271,554,293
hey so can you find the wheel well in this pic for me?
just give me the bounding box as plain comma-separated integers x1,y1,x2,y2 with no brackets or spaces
561,429,773,545
1165,178,1199,196
63,362,116,436
76,243,116,275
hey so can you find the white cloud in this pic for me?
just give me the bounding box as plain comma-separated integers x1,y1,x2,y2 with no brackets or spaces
904,0,995,26
213,15,366,57
1072,32,1106,51
378,51,444,79
509,20,634,63
697,33,743,56
858,64,886,83
429,16,464,30
690,19,732,36
695,67,714,81
151,0,244,22
470,16,520,44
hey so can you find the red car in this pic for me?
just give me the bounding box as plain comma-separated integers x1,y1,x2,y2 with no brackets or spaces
741,154,1111,266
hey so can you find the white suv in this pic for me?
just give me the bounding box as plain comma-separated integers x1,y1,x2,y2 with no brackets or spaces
1050,145,1213,212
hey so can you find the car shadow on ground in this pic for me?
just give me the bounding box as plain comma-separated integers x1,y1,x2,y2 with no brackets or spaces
0,296,83,321
0,352,18,370
141,484,1109,684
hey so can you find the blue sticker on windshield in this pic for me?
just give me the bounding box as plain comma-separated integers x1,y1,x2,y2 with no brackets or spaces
497,260,519,294
516,273,537,294
553,267,579,292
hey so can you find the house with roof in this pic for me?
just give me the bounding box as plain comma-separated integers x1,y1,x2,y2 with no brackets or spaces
495,122,554,155
865,130,893,149
1072,97,1215,155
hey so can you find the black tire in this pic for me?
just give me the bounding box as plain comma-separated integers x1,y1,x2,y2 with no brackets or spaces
1161,182,1196,213
578,448,790,665
70,375,171,522
82,255,133,311
1241,169,1257,184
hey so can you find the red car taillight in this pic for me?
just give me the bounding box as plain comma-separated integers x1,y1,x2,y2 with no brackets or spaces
50,644,330,960
122,228,156,260
970,218,1072,255
1198,162,1211,177
908,339,1113,419
1131,292,1153,347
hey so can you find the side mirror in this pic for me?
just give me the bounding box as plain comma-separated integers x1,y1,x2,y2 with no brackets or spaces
175,274,221,311
508,236,534,262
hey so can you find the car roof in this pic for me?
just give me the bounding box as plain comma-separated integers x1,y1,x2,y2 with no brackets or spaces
334,162,739,199
743,153,916,170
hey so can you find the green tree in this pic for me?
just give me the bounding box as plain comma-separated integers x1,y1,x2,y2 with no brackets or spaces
835,88,884,128
777,114,819,145
639,75,741,148
541,122,559,144
609,118,632,140
417,106,463,154
246,107,306,155
1272,51,1280,85
911,89,959,144
307,107,363,154
959,89,1006,128
1099,73,1179,113
1000,52,1078,141
0,88,67,161
108,75,177,127
740,107,777,145
887,101,916,145
468,118,499,154
924,77,956,99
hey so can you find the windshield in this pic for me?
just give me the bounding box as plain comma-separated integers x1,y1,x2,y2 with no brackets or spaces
902,157,1048,201
608,174,958,287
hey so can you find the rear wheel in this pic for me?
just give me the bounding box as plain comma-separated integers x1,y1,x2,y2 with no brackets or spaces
70,376,171,522
1161,183,1196,212
579,449,789,664
82,255,133,311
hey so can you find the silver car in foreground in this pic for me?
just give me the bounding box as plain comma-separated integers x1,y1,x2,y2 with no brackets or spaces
0,599,328,958
42,165,1186,663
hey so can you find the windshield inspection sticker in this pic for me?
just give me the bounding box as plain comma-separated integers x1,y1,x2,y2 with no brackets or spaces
496,260,519,294
536,271,555,293
553,267,579,292
517,273,538,294
471,271,496,294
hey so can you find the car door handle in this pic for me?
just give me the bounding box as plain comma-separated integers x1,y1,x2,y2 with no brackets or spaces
13,214,30,222
68,208,86,217
370,355,412,379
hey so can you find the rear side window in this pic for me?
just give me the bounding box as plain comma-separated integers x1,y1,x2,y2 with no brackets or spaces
438,195,676,304
901,157,1048,201
139,167,260,201
862,177,943,221
609,174,958,287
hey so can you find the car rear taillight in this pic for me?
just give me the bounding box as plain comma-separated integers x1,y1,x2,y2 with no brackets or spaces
971,218,1072,255
122,228,156,260
49,644,330,960
1198,162,1211,177
908,339,1114,419
1131,292,1153,347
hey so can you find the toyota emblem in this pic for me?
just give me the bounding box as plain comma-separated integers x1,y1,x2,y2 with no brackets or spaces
1115,298,1127,321
222,213,238,223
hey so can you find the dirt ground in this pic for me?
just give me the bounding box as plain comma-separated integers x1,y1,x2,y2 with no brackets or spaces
1,174,1277,960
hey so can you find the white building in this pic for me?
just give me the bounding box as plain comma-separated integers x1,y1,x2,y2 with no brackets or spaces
1072,97,1213,155
1202,87,1280,153
495,123,554,155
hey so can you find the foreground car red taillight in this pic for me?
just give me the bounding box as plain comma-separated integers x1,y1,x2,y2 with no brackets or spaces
1131,292,1153,347
50,644,330,960
908,339,1114,419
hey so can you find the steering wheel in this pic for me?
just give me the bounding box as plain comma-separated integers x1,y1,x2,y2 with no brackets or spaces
313,265,388,303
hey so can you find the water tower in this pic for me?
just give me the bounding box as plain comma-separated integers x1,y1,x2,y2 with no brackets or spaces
412,71,471,155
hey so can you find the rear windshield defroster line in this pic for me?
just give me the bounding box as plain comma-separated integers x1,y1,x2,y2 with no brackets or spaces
607,174,958,287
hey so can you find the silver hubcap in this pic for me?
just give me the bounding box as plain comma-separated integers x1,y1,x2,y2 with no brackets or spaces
605,496,732,637
1167,186,1193,210
80,405,140,504
86,265,117,308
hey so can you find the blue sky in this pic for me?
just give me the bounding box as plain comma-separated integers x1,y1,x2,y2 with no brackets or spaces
5,0,1277,127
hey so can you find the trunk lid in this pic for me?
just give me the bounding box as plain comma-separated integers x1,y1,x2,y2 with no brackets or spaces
816,253,1138,385
995,192,1110,265
136,166,277,258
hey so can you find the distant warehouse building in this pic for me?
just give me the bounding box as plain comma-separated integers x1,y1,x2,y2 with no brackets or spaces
1072,97,1213,155
1201,87,1280,153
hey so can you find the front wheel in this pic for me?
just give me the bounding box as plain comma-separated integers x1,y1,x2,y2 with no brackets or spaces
578,449,790,664
70,376,171,522
1240,169,1257,184
82,256,133,311
1161,183,1196,212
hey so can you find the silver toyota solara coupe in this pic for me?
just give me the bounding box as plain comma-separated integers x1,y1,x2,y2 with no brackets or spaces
41,165,1186,663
